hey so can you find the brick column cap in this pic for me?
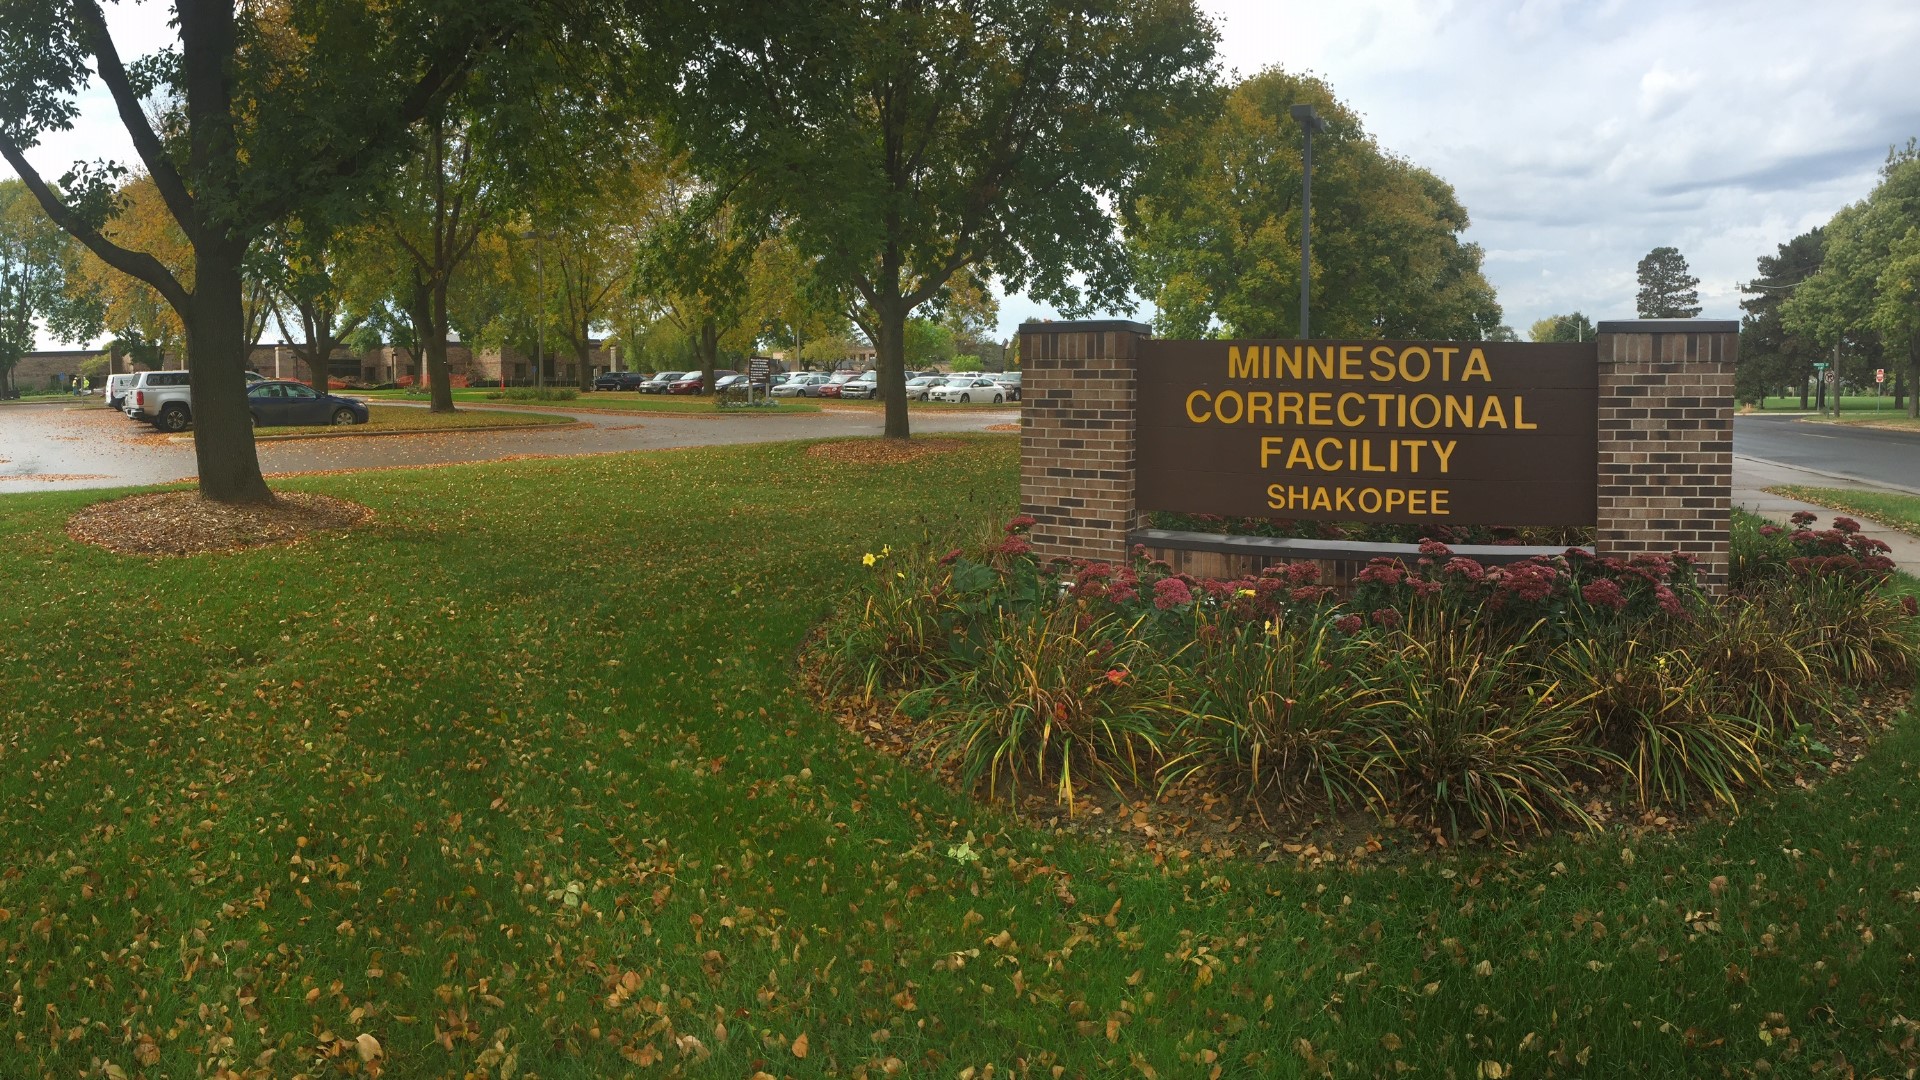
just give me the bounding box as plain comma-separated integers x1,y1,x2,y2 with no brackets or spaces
1596,319,1737,334
1017,319,1154,336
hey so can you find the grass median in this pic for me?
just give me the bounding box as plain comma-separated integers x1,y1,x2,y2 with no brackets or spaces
4,437,1919,1076
255,403,577,437
1770,484,1920,537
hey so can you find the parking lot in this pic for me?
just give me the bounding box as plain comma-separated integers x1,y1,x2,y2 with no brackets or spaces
0,398,1016,491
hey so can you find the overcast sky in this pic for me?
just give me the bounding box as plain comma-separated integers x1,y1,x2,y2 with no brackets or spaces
11,1,1920,347
1004,0,1920,338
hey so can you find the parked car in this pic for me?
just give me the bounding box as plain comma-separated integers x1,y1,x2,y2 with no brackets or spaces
247,380,370,427
640,371,684,394
905,375,944,401
928,375,1006,404
988,371,1022,400
124,370,194,427
839,371,880,399
667,369,740,395
104,373,139,410
594,371,648,391
772,373,830,397
816,371,862,399
713,373,752,394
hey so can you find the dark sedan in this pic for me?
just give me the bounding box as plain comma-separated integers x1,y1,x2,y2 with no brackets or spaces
248,380,370,427
594,371,648,391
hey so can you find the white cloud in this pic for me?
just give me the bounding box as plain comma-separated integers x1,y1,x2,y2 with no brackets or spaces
1005,0,1920,338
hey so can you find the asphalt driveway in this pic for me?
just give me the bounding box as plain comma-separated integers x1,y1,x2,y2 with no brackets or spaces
0,400,1017,492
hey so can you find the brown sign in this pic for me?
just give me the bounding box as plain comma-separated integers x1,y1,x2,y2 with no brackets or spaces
1136,339,1599,525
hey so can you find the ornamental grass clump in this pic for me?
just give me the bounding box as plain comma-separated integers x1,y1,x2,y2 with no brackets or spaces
912,608,1185,809
1163,610,1396,810
812,512,1919,840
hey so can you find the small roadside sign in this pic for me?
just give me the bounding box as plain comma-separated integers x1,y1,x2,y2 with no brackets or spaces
1876,368,1886,384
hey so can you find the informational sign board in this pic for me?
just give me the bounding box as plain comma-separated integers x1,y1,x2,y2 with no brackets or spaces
1135,340,1599,525
747,357,773,387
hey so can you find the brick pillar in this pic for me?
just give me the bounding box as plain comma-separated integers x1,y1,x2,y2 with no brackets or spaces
1018,320,1152,564
1593,319,1738,590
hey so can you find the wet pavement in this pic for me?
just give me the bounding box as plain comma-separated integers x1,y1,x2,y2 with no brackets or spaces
0,399,1017,493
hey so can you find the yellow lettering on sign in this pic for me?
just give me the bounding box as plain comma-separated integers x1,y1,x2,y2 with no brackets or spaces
1481,396,1508,429
1339,345,1363,381
1336,392,1366,427
1260,436,1288,468
1276,345,1301,380
1462,349,1491,382
1185,390,1211,423
1515,396,1536,429
1228,346,1266,380
1370,346,1396,382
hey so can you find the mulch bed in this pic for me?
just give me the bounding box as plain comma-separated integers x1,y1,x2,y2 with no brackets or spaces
985,423,1021,432
67,491,372,557
805,437,968,464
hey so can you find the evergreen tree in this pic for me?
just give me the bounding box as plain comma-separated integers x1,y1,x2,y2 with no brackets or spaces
1635,246,1702,318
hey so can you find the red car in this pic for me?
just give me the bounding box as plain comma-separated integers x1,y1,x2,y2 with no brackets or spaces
816,371,861,399
666,369,740,395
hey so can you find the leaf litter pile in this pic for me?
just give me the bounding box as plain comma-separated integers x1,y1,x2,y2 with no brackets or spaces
66,490,371,556
4,435,1920,1077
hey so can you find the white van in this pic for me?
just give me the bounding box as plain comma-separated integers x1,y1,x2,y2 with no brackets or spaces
104,373,139,410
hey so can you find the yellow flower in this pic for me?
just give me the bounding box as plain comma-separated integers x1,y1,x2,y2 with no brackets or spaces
862,552,877,566
882,545,892,557
1237,588,1256,598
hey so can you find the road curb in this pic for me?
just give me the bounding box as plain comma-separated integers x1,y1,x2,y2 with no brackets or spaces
1733,454,1920,498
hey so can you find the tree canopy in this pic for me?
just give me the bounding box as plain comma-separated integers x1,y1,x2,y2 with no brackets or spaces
643,0,1219,437
1528,311,1595,344
0,178,99,391
1737,229,1824,407
1782,144,1920,416
1127,68,1505,342
0,0,559,501
1634,246,1702,319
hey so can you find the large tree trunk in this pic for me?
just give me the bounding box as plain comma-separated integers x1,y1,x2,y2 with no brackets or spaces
1799,359,1810,410
1906,354,1917,419
697,317,719,386
426,277,456,412
186,242,273,504
576,334,594,392
403,276,432,389
875,299,909,440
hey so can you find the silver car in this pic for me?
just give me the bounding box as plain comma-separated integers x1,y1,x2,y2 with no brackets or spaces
927,376,1007,404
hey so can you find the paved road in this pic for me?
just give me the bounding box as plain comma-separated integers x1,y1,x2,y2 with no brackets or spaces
1733,413,1920,496
0,399,1017,493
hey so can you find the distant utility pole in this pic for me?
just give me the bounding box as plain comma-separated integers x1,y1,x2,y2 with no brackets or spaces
1289,103,1327,340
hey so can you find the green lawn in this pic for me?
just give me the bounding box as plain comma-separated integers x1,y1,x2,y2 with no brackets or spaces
1759,393,1910,412
357,389,823,414
255,404,577,437
1770,484,1920,538
4,439,1920,1076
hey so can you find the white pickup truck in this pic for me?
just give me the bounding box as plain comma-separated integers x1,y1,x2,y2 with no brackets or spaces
124,369,271,430
123,370,194,430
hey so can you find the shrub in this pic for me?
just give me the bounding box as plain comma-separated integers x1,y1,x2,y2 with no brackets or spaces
913,608,1184,808
487,386,579,402
1552,638,1764,810
1374,623,1595,838
1164,611,1394,809
809,512,1919,838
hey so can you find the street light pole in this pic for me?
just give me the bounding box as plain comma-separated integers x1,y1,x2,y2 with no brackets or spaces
1289,103,1327,340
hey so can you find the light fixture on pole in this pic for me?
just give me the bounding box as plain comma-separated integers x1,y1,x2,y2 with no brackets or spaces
1289,103,1327,340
